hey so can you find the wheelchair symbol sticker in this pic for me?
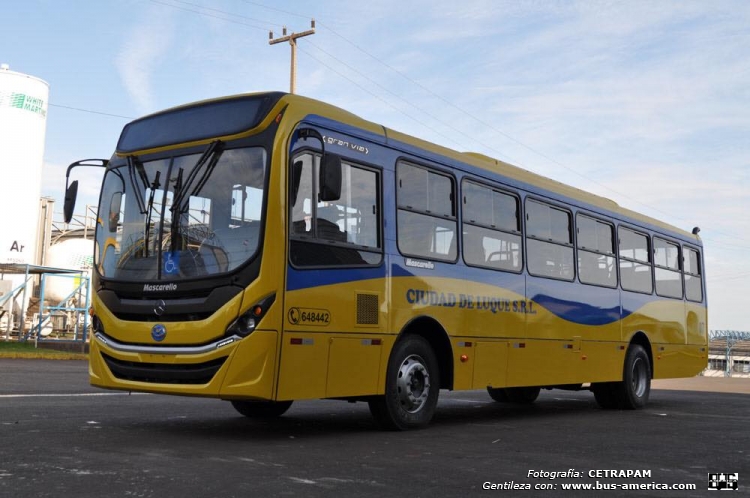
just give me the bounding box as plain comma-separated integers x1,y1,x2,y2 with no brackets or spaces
164,251,180,275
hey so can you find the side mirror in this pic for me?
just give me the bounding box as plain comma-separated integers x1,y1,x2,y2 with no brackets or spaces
63,180,79,223
319,153,342,202
63,158,109,223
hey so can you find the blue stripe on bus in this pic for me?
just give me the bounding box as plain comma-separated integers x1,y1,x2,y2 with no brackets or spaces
529,293,623,325
286,265,387,291
288,260,690,327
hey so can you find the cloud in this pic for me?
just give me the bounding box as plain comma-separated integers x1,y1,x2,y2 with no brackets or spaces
114,7,175,115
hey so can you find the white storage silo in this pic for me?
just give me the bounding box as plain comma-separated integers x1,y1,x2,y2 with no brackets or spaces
0,63,49,266
44,238,93,304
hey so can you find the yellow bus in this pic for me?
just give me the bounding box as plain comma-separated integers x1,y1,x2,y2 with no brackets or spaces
64,92,707,430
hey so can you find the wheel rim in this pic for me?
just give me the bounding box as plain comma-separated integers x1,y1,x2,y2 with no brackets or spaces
396,354,431,413
631,357,648,398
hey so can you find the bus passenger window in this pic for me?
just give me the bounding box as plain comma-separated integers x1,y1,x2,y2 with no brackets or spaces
462,180,521,272
654,237,682,298
576,214,616,288
684,247,703,302
526,199,574,280
397,162,457,262
618,227,653,294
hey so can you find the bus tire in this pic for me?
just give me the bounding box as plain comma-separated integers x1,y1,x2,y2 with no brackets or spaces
487,387,509,402
368,335,440,430
505,386,541,404
614,344,651,409
230,400,293,418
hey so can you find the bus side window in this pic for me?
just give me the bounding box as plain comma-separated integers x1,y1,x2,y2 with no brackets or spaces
576,214,616,288
397,161,457,262
654,237,683,298
462,179,522,272
526,199,574,280
618,227,653,294
289,152,382,267
684,247,703,302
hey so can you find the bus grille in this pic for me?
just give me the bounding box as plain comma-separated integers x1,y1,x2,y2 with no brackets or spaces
102,354,227,385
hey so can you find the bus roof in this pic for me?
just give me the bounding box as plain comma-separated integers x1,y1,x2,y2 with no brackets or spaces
277,93,698,243
124,91,698,242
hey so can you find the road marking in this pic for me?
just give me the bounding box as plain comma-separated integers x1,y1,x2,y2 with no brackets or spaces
0,392,151,398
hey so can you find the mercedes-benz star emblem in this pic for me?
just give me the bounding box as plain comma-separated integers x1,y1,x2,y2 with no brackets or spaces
154,299,166,316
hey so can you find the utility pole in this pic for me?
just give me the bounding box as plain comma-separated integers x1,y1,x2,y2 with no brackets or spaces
269,19,315,94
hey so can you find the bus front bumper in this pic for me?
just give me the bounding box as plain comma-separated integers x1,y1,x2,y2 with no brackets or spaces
89,330,278,400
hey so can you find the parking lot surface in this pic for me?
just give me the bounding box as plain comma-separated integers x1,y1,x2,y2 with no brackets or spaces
1,359,748,497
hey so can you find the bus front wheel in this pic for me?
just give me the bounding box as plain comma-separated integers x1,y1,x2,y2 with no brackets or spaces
230,400,293,418
368,335,440,430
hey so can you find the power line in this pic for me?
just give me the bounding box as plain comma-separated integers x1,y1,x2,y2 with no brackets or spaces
310,19,750,242
305,39,518,163
237,0,310,20
148,0,467,149
152,0,505,154
165,0,284,28
236,2,750,240
314,24,701,227
49,103,133,120
149,0,268,32
296,46,467,151
234,4,695,220
147,0,749,242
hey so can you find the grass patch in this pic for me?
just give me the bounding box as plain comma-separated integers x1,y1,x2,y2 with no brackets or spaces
0,341,87,360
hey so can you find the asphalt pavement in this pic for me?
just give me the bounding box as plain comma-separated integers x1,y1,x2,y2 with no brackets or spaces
1,359,748,497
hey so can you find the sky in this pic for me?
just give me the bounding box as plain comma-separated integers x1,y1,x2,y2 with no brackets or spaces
1,0,748,331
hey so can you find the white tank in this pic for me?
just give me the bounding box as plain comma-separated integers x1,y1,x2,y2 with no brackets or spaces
0,64,49,266
43,238,94,304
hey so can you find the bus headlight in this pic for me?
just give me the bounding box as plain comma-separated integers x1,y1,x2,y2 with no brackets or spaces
226,314,257,337
91,314,104,333
225,293,275,338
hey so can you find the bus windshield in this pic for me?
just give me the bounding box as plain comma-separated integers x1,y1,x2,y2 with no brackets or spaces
95,146,267,281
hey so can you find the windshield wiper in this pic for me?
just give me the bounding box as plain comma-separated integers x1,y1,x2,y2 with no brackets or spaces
142,171,162,257
171,140,224,216
168,140,223,256
170,168,184,254
127,155,149,214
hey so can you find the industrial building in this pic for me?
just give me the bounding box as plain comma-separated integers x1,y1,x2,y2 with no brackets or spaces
0,64,92,342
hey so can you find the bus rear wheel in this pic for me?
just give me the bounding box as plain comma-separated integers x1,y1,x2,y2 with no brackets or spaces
368,335,440,430
230,400,293,418
591,383,619,409
487,386,540,404
593,344,651,410
616,344,651,409
486,387,509,402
